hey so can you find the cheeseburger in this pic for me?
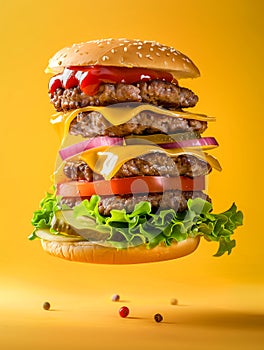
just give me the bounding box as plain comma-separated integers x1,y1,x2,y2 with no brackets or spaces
30,38,243,264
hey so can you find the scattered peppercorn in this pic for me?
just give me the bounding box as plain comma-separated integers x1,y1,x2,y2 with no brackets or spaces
43,302,51,310
119,306,129,318
170,298,178,305
154,313,163,323
111,294,120,302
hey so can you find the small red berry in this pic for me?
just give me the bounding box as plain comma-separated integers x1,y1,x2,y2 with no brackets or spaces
119,306,129,318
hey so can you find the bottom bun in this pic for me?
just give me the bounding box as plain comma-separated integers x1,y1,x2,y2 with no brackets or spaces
41,237,200,264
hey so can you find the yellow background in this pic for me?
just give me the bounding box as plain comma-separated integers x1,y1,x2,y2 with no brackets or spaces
0,0,263,349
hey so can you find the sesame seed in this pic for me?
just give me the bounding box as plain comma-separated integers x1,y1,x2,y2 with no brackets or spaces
166,52,170,56
74,49,79,53
150,47,154,51
155,52,160,56
172,57,175,62
111,48,116,53
137,46,142,50
123,47,128,52
102,55,109,61
58,60,62,65
146,54,153,60
137,52,143,58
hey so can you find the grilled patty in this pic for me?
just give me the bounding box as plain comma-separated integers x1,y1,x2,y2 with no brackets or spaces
50,80,198,112
69,110,207,138
63,154,211,181
61,190,210,216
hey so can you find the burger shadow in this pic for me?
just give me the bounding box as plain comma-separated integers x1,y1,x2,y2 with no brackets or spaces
169,309,264,329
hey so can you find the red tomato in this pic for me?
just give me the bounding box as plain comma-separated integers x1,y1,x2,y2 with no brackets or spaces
56,176,205,197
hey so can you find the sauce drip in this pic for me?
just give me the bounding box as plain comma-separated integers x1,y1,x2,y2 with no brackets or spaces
49,65,174,96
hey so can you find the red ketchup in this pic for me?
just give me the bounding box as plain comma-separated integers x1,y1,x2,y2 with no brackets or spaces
48,65,175,96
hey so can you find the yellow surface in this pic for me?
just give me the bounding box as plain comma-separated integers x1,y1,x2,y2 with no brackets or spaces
0,0,263,349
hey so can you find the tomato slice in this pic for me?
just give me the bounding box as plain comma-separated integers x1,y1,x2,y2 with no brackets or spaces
57,176,205,197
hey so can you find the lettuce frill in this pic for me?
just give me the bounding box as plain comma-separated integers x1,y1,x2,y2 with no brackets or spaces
30,189,243,256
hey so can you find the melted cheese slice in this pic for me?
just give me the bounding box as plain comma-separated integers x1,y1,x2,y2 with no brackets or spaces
79,144,221,180
50,103,216,141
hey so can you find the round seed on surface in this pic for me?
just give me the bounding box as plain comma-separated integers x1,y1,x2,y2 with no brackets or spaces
170,298,178,305
111,294,120,302
119,306,129,318
154,313,163,323
43,302,51,310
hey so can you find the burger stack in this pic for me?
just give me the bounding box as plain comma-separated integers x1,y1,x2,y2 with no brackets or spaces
30,38,243,263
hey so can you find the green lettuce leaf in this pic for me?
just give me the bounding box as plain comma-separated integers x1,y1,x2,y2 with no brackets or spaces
29,187,63,240
30,191,243,256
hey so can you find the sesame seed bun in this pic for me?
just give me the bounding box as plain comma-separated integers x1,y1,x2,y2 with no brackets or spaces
39,235,200,264
46,38,200,79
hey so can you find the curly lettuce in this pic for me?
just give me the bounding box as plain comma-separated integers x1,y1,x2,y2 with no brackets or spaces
30,190,243,256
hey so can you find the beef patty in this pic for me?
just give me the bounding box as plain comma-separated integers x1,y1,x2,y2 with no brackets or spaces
61,190,210,216
63,154,211,181
69,110,207,138
50,80,198,112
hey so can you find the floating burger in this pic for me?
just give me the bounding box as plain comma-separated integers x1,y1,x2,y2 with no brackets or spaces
30,38,243,264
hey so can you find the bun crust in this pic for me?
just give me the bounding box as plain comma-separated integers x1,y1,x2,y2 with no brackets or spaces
46,38,200,79
40,237,200,264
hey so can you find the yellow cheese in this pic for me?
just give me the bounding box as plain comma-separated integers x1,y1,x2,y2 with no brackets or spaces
50,103,216,140
79,144,221,180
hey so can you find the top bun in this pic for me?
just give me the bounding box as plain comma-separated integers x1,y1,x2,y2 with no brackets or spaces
46,38,200,79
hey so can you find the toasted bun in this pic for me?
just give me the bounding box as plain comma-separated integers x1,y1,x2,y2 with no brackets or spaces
46,38,200,79
40,237,200,264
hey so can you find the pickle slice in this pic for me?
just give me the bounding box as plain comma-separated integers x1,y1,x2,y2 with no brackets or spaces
35,229,83,242
51,210,109,241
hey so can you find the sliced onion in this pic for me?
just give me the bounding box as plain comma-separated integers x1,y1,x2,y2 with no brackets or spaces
159,137,219,150
59,136,218,160
59,136,123,160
